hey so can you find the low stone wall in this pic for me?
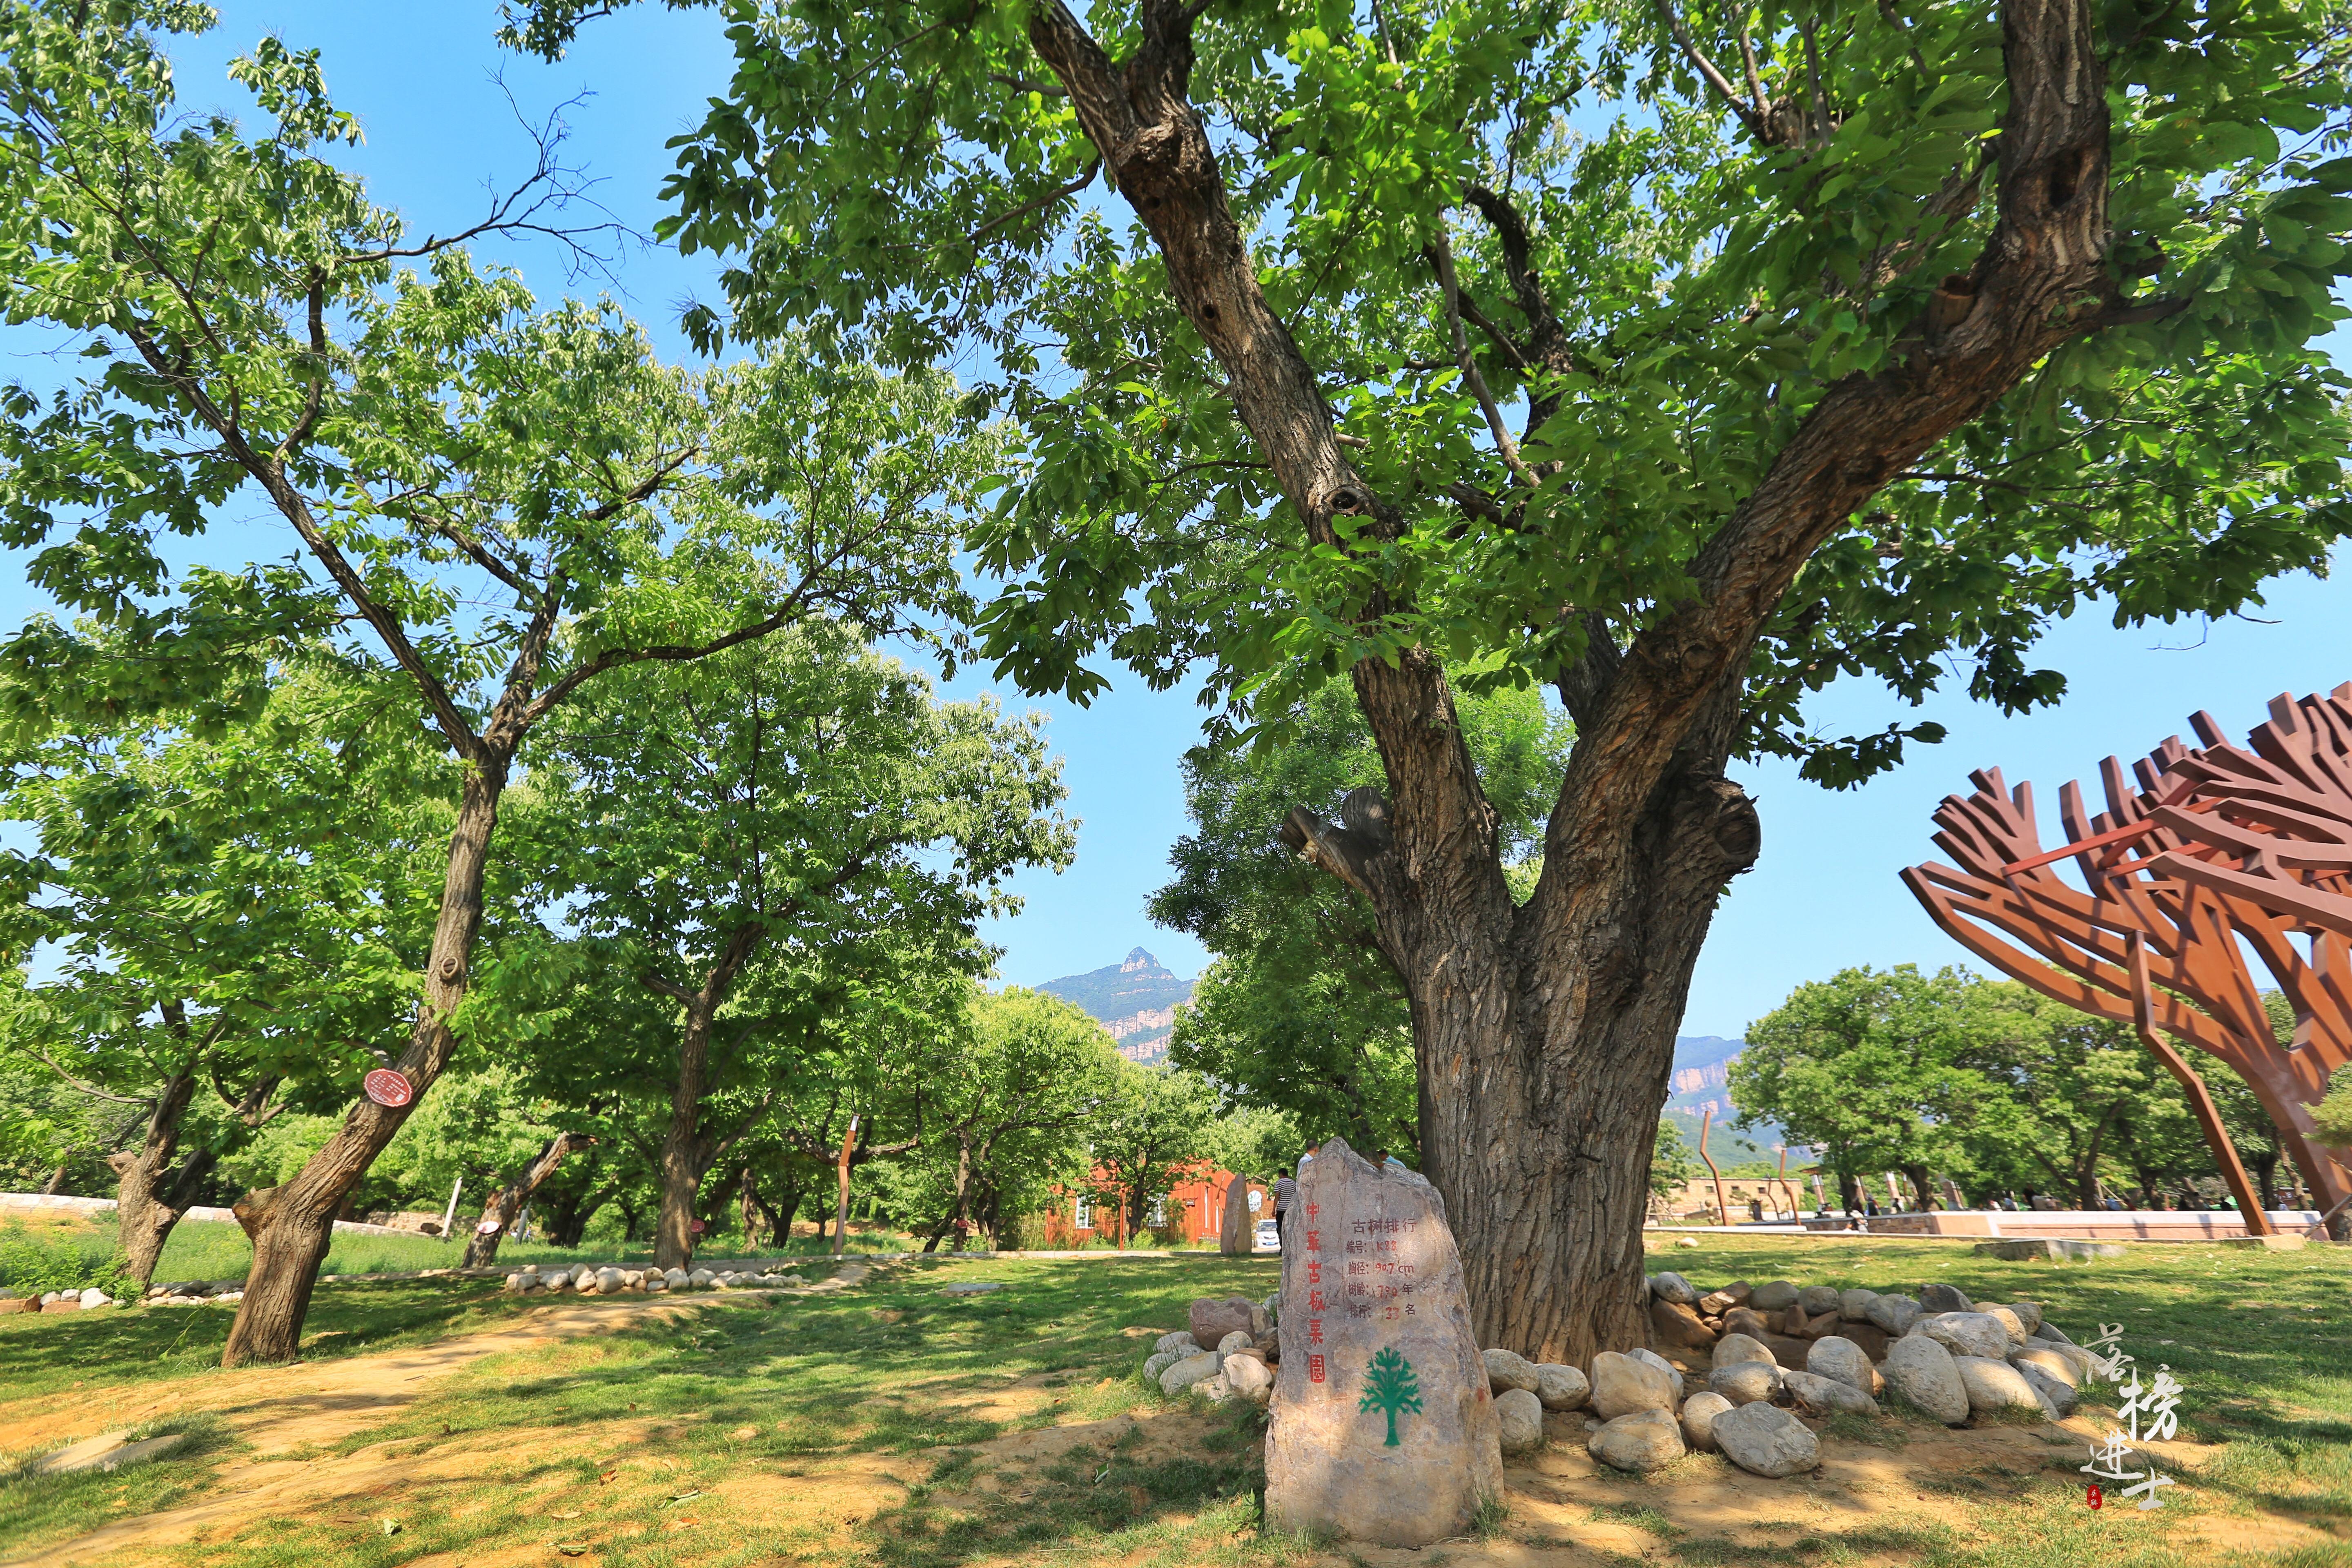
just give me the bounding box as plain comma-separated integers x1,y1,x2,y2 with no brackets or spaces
1797,1207,2323,1241
0,1192,427,1238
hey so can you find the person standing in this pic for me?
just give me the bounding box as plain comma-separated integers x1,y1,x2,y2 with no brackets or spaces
1273,1149,1307,1236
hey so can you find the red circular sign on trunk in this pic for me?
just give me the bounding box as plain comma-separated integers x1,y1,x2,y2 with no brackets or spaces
363,1068,414,1108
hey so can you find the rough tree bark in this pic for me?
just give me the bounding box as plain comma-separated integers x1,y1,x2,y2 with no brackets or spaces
463,1131,592,1268
226,764,507,1365
111,1051,280,1285
1023,0,2141,1362
649,921,768,1272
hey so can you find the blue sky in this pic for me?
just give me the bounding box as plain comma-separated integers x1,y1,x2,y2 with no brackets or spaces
11,2,2348,1036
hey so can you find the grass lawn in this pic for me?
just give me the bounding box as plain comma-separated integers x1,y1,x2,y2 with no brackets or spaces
0,1235,2342,1568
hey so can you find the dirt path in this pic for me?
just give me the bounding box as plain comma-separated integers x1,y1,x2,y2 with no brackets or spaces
3,1263,889,1568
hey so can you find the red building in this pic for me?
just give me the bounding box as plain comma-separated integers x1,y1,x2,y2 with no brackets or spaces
1039,1165,1268,1248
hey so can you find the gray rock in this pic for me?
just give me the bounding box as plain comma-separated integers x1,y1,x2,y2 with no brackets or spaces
1587,1409,1686,1473
2012,1359,2080,1419
2035,1319,2078,1345
1679,1390,1733,1452
1154,1330,1200,1356
1497,1388,1546,1454
1160,1351,1225,1394
1806,1336,1881,1395
1483,1347,1541,1394
1750,1279,1800,1312
1628,1347,1685,1401
1224,1353,1274,1405
1708,1359,1784,1406
1838,1288,1880,1322
1955,1355,2045,1417
77,1287,109,1309
1534,1363,1589,1412
664,1267,689,1288
2007,1300,2043,1335
593,1267,624,1294
1263,1138,1499,1548
1218,1329,1255,1354
1193,1372,1234,1404
1798,1285,1842,1317
1590,1350,1677,1420
1712,1331,1777,1368
686,1268,715,1288
1881,1335,1970,1425
29,1432,131,1475
1143,1350,1182,1382
1919,1282,1974,1313
1971,1238,2126,1261
504,1273,526,1292
1866,1295,1924,1335
1915,1312,2012,1361
1783,1369,1877,1416
2022,1338,2093,1383
1190,1296,1264,1346
1713,1401,1821,1478
1979,1304,2028,1350
1648,1271,1699,1305
644,1276,668,1294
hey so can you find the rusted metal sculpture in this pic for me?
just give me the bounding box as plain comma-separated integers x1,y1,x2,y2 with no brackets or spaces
1904,689,2352,1237
1697,1105,1729,1227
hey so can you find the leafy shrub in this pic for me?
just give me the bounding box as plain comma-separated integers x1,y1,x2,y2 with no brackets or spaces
0,1225,133,1298
2314,1066,2352,1146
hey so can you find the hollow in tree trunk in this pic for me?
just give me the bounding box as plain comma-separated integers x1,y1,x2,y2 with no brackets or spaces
223,764,506,1367
463,1132,591,1268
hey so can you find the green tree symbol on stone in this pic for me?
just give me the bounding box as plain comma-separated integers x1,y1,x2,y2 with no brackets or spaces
1358,1346,1423,1446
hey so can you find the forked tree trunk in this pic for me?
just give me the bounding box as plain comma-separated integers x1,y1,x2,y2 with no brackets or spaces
463,1132,591,1268
1025,0,2124,1367
651,922,764,1272
109,1067,198,1285
224,764,507,1367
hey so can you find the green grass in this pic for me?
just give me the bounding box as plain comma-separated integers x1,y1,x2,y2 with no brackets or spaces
0,1412,243,1554
4,1236,2347,1568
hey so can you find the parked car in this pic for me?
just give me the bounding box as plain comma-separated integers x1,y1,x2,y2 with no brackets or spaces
1254,1218,1281,1253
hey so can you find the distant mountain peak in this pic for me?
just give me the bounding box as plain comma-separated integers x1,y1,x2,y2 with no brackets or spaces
1041,948,1194,1067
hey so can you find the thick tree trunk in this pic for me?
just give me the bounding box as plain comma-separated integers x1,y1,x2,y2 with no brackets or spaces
224,762,507,1367
1025,0,2122,1366
650,922,764,1272
109,1068,197,1285
464,1132,590,1268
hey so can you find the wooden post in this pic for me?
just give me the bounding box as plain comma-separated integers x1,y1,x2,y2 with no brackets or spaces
1771,1146,1798,1221
831,1114,859,1258
1698,1107,1728,1227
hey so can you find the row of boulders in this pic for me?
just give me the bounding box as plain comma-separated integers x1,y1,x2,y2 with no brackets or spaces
503,1262,807,1296
0,1286,127,1312
1145,1294,1282,1408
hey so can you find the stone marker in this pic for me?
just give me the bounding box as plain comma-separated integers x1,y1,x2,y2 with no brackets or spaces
1713,1402,1820,1477
1263,1138,1500,1548
1882,1336,1970,1424
1588,1409,1684,1472
1221,1176,1253,1256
